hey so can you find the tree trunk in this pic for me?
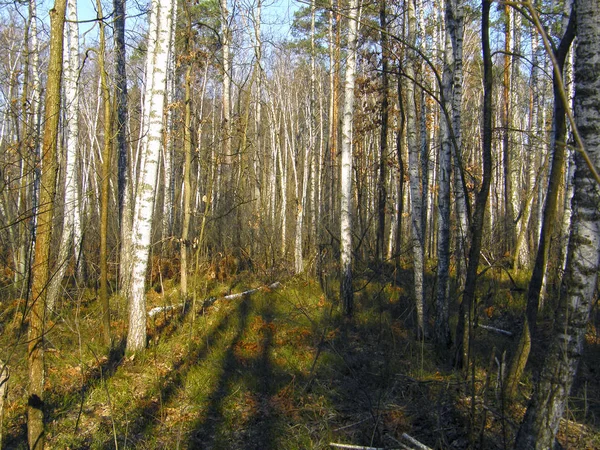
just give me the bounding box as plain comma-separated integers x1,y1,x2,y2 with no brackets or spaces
504,9,575,401
181,4,193,302
27,1,67,447
514,2,600,446
434,2,455,349
376,0,388,265
340,0,359,316
406,0,425,337
46,0,81,311
126,0,175,352
454,0,493,369
97,0,112,347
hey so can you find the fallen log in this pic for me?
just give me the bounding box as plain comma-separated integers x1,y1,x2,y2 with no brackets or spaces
148,282,281,318
478,324,513,337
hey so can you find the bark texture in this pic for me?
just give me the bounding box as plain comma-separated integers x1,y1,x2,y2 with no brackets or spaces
27,1,67,447
127,0,175,352
340,0,359,316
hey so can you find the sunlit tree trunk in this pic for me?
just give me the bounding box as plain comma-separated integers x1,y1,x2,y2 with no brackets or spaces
97,0,112,346
27,1,67,446
434,0,456,349
180,4,193,302
340,0,359,316
126,0,175,352
46,0,81,311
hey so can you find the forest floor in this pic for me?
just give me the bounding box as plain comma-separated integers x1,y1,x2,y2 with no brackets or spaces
0,263,599,449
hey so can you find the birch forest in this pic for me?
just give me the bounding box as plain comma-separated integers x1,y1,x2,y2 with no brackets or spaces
0,0,599,448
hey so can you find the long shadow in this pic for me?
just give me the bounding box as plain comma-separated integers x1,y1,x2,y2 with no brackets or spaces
120,297,249,447
187,295,286,449
312,278,461,449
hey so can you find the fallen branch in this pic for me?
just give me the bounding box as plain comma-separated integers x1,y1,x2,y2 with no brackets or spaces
147,282,281,317
329,444,385,450
478,324,513,337
401,434,433,450
222,282,281,300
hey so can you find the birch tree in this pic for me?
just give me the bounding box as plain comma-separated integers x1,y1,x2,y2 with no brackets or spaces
340,0,359,316
126,0,175,352
406,0,425,337
46,0,81,312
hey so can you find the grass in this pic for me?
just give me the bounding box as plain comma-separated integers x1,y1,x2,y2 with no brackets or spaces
0,264,599,449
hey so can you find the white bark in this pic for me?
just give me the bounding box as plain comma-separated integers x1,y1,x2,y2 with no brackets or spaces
340,0,359,315
406,0,425,336
47,0,81,311
127,0,175,352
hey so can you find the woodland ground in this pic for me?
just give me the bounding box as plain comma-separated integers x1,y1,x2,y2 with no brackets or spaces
0,262,599,449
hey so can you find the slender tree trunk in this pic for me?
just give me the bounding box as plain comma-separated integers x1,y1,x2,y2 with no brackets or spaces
97,0,112,346
46,0,81,311
340,0,359,316
406,0,425,337
27,1,67,447
434,4,455,349
376,0,388,265
114,0,128,222
454,0,493,369
181,5,193,302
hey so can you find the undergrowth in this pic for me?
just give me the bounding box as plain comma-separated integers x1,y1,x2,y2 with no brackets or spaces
0,265,598,449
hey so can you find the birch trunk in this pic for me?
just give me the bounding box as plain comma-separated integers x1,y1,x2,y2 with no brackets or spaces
505,5,575,403
126,0,175,352
434,8,454,349
340,0,359,316
46,0,80,311
406,0,425,337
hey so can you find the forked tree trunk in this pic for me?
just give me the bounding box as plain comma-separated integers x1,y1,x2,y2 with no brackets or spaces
514,2,600,447
504,9,575,402
27,1,67,447
454,0,493,369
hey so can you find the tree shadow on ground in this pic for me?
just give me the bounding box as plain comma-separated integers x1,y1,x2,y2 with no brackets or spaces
187,295,291,449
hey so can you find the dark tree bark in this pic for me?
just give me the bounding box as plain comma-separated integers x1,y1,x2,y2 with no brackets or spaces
376,0,389,264
27,1,67,447
454,0,493,369
504,9,576,402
